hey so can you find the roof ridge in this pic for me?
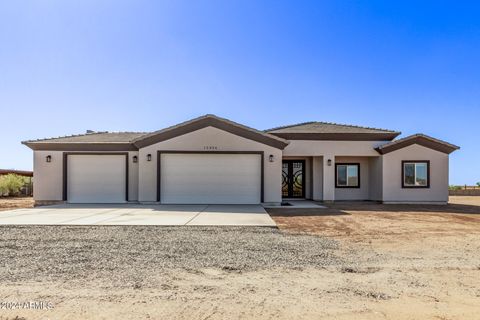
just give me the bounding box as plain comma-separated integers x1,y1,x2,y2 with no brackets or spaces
264,121,317,132
265,121,398,133
315,121,399,133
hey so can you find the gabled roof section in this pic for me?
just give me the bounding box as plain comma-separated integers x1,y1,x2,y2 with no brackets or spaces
133,114,289,149
265,121,400,141
375,134,460,155
22,132,147,151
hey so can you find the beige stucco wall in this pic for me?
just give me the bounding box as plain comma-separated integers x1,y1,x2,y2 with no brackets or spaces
312,156,323,201
33,151,64,201
283,140,385,157
33,151,139,202
368,156,383,201
31,137,451,204
334,156,371,200
382,144,449,203
128,151,139,201
138,126,283,204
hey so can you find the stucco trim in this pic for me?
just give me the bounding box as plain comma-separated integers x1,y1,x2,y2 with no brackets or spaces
134,115,289,150
62,152,130,202
376,134,459,155
156,151,265,203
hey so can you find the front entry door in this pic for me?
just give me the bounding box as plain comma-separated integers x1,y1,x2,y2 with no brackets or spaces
282,160,305,198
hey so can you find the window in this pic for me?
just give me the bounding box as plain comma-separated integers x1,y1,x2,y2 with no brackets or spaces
402,161,430,188
336,163,360,188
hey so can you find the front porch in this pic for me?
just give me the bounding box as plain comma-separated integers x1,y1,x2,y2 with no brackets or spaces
281,156,382,202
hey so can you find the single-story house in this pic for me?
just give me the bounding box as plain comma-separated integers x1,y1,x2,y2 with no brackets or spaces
22,114,459,206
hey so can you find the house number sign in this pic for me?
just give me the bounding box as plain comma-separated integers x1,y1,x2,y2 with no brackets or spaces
203,146,218,150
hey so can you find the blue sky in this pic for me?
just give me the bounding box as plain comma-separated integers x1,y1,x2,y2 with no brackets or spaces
0,1,478,184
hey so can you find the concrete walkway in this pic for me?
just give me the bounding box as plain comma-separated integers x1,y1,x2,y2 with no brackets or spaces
0,204,276,226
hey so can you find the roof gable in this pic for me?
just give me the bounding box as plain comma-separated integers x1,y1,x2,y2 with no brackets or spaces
133,114,289,150
375,134,459,155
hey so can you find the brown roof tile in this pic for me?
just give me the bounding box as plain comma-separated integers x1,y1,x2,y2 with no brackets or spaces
375,134,460,155
265,122,400,141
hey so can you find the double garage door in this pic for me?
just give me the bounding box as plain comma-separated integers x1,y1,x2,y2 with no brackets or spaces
66,153,261,204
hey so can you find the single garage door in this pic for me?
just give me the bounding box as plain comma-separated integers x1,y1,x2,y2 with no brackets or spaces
160,153,261,204
67,154,127,203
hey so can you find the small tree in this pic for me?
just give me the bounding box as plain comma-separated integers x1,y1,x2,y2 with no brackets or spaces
477,182,480,187
0,174,27,196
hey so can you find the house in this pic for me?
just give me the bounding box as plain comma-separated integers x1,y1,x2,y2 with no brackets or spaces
22,114,459,206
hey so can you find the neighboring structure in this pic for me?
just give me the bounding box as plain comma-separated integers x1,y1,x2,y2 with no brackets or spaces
23,114,459,205
0,169,33,177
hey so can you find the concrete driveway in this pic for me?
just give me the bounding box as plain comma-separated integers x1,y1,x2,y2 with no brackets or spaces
0,204,276,226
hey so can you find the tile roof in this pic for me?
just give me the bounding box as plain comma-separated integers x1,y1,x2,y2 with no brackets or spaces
265,121,399,134
375,134,460,155
21,115,290,150
22,131,148,144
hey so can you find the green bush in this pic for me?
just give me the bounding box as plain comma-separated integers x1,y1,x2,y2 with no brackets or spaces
477,182,480,187
449,185,462,191
0,174,28,196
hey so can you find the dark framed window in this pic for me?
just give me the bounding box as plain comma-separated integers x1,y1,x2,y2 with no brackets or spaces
335,163,360,188
402,161,430,188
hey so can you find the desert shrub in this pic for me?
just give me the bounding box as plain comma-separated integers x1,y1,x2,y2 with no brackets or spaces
449,185,462,191
0,174,28,196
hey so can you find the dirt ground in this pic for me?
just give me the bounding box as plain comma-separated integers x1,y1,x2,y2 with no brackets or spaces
0,196,479,319
0,197,33,211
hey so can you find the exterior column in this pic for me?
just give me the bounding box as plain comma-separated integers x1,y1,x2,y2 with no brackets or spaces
323,154,335,202
312,156,323,201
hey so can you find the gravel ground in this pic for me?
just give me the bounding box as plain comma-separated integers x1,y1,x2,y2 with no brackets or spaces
0,226,341,285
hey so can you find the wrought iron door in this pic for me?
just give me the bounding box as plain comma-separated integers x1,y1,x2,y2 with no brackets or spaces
282,160,305,198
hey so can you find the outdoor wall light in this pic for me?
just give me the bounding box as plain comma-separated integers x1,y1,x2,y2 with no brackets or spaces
132,155,138,163
46,155,52,163
327,159,332,166
147,154,152,161
269,154,274,162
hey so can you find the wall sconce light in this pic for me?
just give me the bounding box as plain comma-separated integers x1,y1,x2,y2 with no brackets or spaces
269,154,274,162
132,155,138,163
327,159,332,166
147,154,152,161
46,155,52,163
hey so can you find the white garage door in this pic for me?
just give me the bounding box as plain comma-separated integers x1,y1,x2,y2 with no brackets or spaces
67,154,127,203
161,153,261,204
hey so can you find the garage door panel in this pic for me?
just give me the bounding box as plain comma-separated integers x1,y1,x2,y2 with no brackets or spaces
161,154,261,204
67,155,127,203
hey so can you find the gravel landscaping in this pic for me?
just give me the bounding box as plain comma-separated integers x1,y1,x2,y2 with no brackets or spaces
0,226,341,285
1,198,478,319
